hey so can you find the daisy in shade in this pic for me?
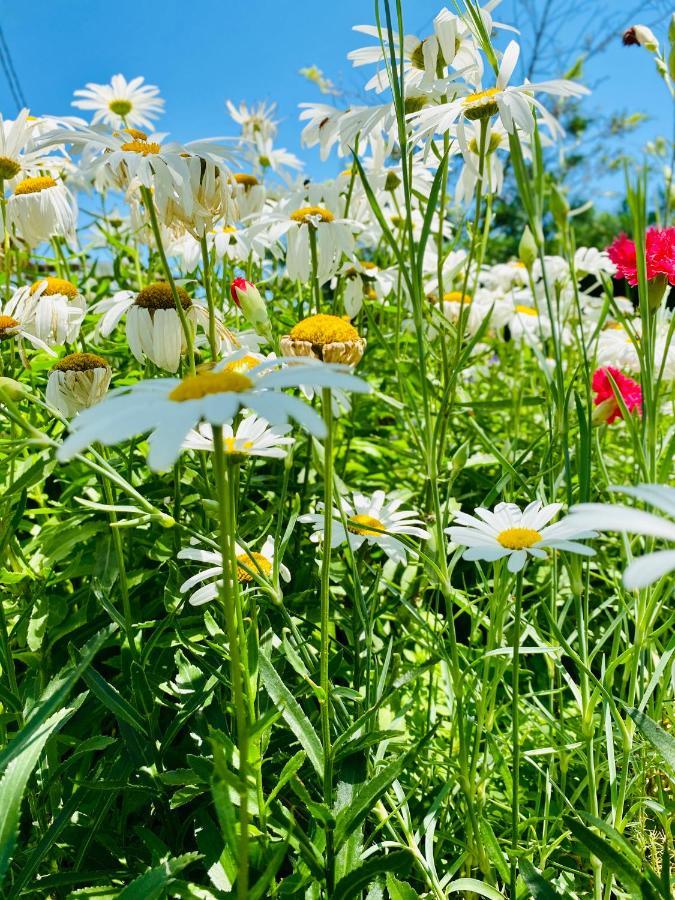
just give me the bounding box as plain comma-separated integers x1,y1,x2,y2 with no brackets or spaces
178,413,293,459
568,485,675,589
409,40,588,143
72,74,164,130
6,277,86,348
300,490,430,565
56,356,370,471
178,535,290,606
7,175,77,247
446,500,596,573
591,366,642,425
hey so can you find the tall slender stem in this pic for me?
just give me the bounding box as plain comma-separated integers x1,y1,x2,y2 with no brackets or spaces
201,234,219,360
308,225,321,315
510,570,524,896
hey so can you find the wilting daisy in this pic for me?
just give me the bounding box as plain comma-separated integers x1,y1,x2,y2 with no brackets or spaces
447,500,596,573
72,74,164,130
93,282,221,373
56,357,370,471
179,414,293,458
410,40,588,142
7,175,77,247
281,314,366,366
568,485,675,589
300,490,429,565
46,352,112,417
6,277,86,348
178,535,290,606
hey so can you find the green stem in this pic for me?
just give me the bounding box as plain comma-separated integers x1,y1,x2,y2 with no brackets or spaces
201,234,219,360
308,225,321,315
510,570,524,896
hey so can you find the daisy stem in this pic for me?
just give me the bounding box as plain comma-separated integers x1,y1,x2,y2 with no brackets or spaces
140,186,196,375
308,225,321,315
320,386,335,894
211,427,250,899
201,234,219,360
510,569,524,896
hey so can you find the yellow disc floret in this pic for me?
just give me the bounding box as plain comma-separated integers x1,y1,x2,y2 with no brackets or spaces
0,314,19,333
290,314,359,345
120,140,161,155
515,305,538,317
0,156,21,179
289,206,335,225
443,291,472,304
136,282,191,310
497,527,542,550
52,352,108,372
169,370,253,402
462,87,501,121
224,354,262,374
30,277,79,299
233,173,260,187
348,514,386,536
14,176,57,195
109,99,133,117
236,552,272,582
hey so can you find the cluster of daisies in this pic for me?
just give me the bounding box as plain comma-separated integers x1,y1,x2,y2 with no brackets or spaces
0,3,673,599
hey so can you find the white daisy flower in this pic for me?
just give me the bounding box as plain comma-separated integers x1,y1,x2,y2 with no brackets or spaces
229,173,266,220
440,288,511,335
446,500,596,573
0,109,54,184
250,135,303,180
299,103,345,160
72,74,164,130
568,485,675,589
480,260,529,292
178,535,290,606
0,310,53,362
300,489,430,565
46,352,111,417
507,301,552,343
179,413,293,458
6,277,86,348
7,175,77,247
226,100,278,142
56,357,370,471
93,282,222,373
574,247,616,279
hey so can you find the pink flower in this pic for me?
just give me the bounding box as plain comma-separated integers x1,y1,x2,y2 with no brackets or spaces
230,276,251,308
607,227,675,287
592,366,642,425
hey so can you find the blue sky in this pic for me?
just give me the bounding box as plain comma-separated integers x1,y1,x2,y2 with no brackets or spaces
1,0,670,203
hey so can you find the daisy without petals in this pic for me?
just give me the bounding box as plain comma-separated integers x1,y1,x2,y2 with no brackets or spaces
591,366,643,425
281,314,366,366
56,357,370,471
72,74,164,130
178,535,290,607
300,490,430,565
446,500,596,573
568,485,675,589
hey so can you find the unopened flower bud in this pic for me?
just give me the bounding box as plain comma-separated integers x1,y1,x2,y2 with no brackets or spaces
518,226,538,270
549,183,569,229
0,376,29,402
230,278,272,341
622,25,659,52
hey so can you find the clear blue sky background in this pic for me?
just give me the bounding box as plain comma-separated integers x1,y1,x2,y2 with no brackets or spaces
1,0,670,204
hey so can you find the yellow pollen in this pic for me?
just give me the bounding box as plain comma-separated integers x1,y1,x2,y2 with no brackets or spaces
169,370,252,402
52,352,108,372
123,127,148,141
497,527,542,550
290,313,359,345
464,87,501,105
515,305,538,317
289,205,335,225
109,99,133,116
30,277,78,298
120,140,161,155
236,552,272,582
14,176,57,195
443,291,472,304
224,436,254,453
233,173,260,187
224,354,261,374
348,514,386,536
0,314,19,331
0,156,21,179
221,225,237,234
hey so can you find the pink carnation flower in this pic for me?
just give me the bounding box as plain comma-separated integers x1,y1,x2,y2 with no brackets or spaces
607,227,675,287
592,366,643,425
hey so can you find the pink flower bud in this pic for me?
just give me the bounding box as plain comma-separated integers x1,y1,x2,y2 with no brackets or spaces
229,277,272,340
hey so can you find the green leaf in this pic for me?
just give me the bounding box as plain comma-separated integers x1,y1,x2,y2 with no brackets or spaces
627,706,675,777
334,850,413,900
445,878,505,899
116,852,200,899
415,150,448,277
520,859,570,898
259,652,323,777
386,872,421,899
79,665,149,736
478,817,510,885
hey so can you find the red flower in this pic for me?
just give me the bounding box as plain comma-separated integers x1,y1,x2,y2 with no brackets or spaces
230,276,252,307
592,366,642,424
607,227,675,287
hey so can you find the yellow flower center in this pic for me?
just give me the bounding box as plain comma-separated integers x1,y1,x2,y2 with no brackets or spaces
224,437,253,453
289,205,335,225
169,370,253,402
290,314,359,345
109,99,133,117
30,277,78,298
462,87,501,121
120,140,161,155
236,552,272,582
0,314,19,332
443,291,472,304
0,156,21,179
497,527,542,550
233,173,260,187
52,352,108,372
515,305,538,317
224,354,261,374
14,176,57,195
348,514,386,536
123,127,148,141
468,131,503,154
135,282,191,310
